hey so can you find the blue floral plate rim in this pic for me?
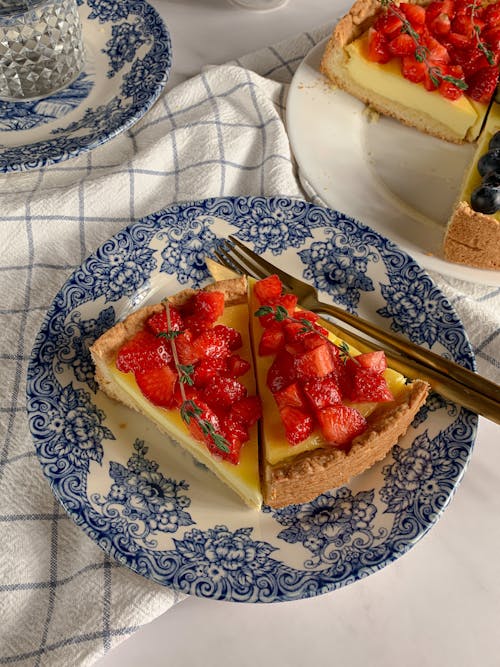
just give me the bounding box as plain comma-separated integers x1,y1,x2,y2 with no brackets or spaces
0,0,172,173
26,195,478,602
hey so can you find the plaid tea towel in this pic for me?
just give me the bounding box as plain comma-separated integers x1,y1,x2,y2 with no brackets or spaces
0,22,498,667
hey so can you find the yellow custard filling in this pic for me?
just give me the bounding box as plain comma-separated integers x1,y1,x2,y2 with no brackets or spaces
345,33,487,141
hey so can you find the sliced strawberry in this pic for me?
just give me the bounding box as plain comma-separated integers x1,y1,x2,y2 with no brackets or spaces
429,11,452,36
279,406,314,445
423,34,450,63
466,66,499,103
389,33,416,57
184,398,222,445
446,31,470,49
254,274,283,304
373,11,403,38
293,309,319,325
439,64,465,99
259,322,285,356
192,357,227,387
303,376,342,411
349,367,394,403
212,324,242,351
354,350,387,374
273,382,307,410
202,375,247,410
482,27,500,54
317,405,367,447
266,349,297,393
183,290,225,327
191,328,230,361
301,330,327,351
226,354,250,377
134,365,177,408
367,28,392,63
451,12,475,38
229,395,262,427
425,0,456,25
283,319,307,345
146,306,184,336
116,330,171,373
174,330,198,365
400,2,426,26
294,342,335,379
258,293,298,327
218,416,248,464
401,54,427,83
483,3,500,27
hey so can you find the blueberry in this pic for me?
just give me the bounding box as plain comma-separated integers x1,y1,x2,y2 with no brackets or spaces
483,171,500,187
489,131,500,151
470,185,500,214
477,149,500,177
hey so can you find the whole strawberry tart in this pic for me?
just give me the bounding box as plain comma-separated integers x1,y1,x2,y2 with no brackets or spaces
320,0,500,269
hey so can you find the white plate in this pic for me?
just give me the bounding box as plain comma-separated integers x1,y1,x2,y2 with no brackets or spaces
286,38,500,286
0,0,171,173
27,196,477,602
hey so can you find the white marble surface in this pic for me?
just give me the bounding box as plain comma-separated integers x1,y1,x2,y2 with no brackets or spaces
95,2,500,666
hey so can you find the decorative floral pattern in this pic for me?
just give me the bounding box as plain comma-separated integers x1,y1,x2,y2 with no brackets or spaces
173,525,278,591
54,307,116,392
268,489,383,568
229,196,318,255
298,224,378,312
46,384,113,469
71,236,157,304
156,214,220,287
92,440,193,547
104,20,149,77
0,0,171,172
26,196,477,602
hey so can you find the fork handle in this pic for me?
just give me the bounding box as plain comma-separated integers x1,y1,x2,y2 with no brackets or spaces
318,315,500,424
314,299,500,409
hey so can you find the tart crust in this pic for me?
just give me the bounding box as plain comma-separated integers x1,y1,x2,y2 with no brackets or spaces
319,0,478,144
262,379,429,508
443,201,500,270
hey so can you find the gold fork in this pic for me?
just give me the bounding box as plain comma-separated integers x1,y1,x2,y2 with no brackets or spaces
211,236,500,425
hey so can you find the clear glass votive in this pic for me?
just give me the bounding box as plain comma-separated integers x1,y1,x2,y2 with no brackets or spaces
227,0,289,10
0,0,85,101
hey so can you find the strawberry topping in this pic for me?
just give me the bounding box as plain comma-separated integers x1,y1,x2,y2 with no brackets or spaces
366,0,500,103
255,276,394,449
115,289,261,465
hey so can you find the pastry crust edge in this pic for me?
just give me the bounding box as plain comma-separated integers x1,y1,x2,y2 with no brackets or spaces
443,200,500,270
263,379,429,508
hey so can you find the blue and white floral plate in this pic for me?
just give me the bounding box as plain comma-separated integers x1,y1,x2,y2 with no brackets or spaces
26,196,477,602
0,0,171,173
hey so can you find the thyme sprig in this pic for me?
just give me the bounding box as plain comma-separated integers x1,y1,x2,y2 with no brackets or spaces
255,305,357,365
378,0,488,90
160,300,230,454
470,2,495,66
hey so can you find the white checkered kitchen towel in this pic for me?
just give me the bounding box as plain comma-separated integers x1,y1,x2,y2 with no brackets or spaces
1,23,499,667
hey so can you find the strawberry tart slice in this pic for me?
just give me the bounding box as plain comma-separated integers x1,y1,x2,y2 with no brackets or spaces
249,275,430,508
